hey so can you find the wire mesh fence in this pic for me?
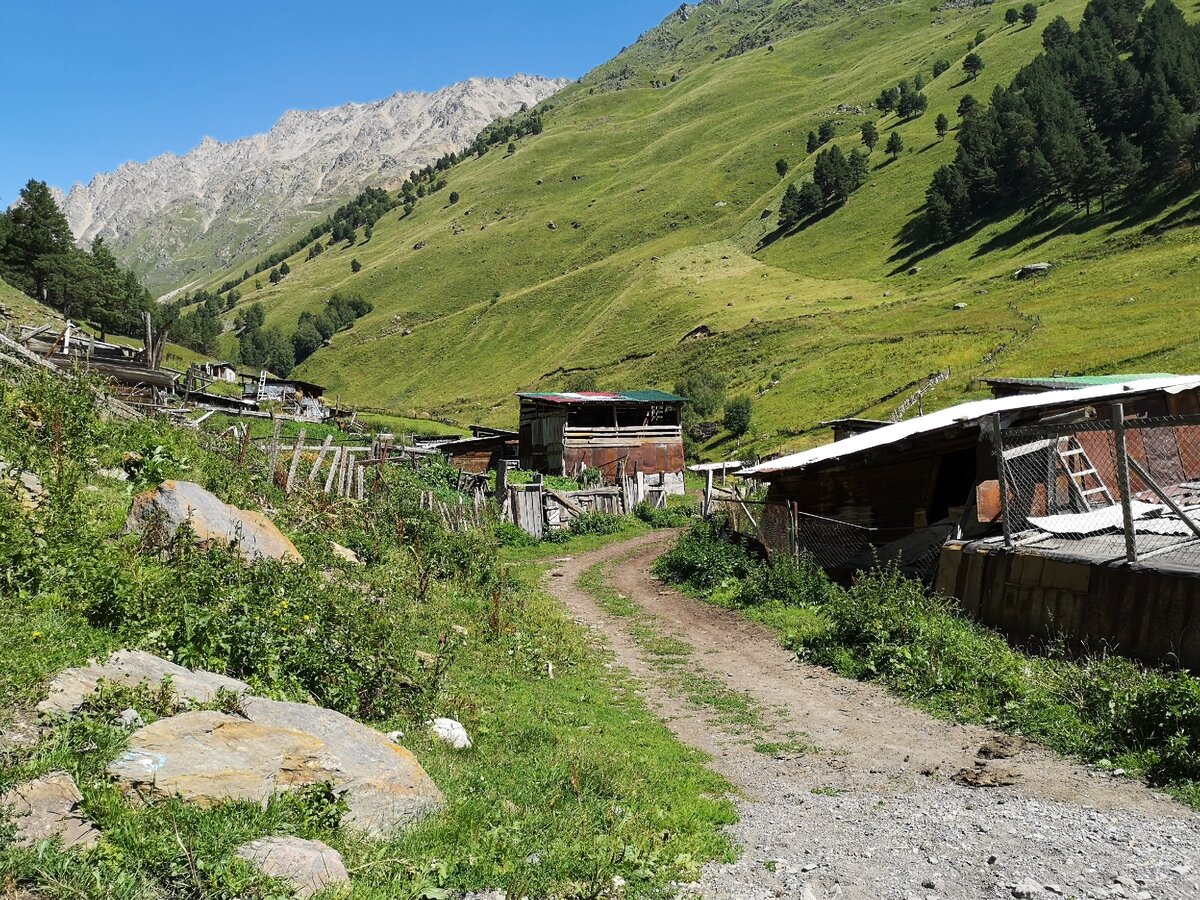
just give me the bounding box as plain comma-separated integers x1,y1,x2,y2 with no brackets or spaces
994,408,1200,569
710,494,945,579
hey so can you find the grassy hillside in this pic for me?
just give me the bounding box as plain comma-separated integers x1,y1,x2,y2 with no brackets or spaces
204,0,1200,456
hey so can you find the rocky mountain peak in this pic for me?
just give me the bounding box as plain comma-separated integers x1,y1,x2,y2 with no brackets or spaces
59,74,567,295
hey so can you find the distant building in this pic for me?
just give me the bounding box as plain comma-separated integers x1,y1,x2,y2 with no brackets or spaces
198,361,240,383
241,373,330,421
517,390,687,493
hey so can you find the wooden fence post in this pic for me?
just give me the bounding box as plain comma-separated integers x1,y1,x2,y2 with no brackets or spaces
309,435,333,482
1112,403,1138,563
324,448,342,494
991,413,1013,550
284,429,306,495
267,419,283,483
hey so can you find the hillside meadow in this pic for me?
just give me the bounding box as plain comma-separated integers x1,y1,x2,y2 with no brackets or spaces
200,0,1200,456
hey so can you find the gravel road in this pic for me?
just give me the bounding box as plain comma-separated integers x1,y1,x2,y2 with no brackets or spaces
545,531,1200,900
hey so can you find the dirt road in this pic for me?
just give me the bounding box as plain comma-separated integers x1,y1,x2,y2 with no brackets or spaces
546,531,1200,900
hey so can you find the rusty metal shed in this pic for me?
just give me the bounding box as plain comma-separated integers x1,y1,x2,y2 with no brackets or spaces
518,390,686,491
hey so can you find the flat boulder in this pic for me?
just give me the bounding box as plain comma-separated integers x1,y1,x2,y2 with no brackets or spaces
1,772,100,849
110,697,443,835
125,480,303,564
38,649,250,719
236,837,350,898
1014,262,1053,280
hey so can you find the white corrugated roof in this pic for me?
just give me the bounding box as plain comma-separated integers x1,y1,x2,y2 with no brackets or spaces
740,376,1200,478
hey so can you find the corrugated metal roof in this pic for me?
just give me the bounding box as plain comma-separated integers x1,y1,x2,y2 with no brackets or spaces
518,390,686,404
740,376,1200,478
988,374,1177,387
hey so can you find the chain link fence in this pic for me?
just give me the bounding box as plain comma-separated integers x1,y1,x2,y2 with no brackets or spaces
994,408,1200,568
711,493,946,579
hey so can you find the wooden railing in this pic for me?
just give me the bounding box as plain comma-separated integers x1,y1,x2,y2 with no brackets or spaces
563,425,682,445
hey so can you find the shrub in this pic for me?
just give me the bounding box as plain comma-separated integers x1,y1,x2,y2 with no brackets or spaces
634,501,697,528
735,553,832,608
495,519,538,547
568,511,626,536
653,516,757,590
723,395,753,437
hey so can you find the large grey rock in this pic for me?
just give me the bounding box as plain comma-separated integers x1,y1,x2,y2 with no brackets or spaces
37,649,250,718
236,837,350,898
109,697,443,835
124,480,303,564
1,772,99,849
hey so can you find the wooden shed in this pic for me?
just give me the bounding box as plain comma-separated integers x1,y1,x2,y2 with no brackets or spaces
517,390,686,491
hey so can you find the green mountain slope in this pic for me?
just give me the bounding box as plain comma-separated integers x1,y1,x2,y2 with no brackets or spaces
205,0,1200,454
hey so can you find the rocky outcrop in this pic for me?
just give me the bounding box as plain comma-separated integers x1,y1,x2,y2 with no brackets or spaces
124,480,303,564
1,773,100,849
38,649,444,837
59,75,567,294
38,649,251,718
236,837,350,898
110,698,444,834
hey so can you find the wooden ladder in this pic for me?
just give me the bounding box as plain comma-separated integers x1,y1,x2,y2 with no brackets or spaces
255,369,268,403
1056,436,1115,508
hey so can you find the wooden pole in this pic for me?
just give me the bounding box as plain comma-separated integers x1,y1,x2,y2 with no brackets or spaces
1112,403,1138,563
284,429,306,494
704,469,714,517
991,413,1013,549
267,419,283,484
324,447,342,493
309,435,333,482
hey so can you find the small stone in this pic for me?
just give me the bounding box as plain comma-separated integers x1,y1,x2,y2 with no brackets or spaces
115,708,145,729
385,730,405,743
329,542,361,565
429,717,472,749
1011,879,1042,898
236,837,350,899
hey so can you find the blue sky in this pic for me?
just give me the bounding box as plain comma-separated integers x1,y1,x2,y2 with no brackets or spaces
0,1,677,204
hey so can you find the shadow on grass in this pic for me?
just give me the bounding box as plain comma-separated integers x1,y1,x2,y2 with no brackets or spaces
755,203,841,251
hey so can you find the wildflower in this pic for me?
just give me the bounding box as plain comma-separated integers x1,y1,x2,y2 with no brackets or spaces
31,631,42,640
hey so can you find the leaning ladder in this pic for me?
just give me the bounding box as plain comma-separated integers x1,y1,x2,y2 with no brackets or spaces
256,369,268,403
1056,436,1115,509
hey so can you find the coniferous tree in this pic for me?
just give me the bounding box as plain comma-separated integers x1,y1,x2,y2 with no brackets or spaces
1021,2,1039,25
279,261,290,277
818,120,836,144
1006,7,1021,25
963,53,985,80
933,59,951,77
876,86,899,113
861,121,879,151
351,259,362,273
936,113,950,139
269,268,281,285
1042,15,1074,49
778,184,804,229
806,130,820,154
776,158,790,178
886,130,905,159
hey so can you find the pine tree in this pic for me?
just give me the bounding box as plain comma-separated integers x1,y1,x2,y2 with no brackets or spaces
0,179,74,300
861,121,879,152
279,261,290,277
963,53,985,80
933,59,951,78
936,113,950,139
351,259,362,273
806,130,820,154
886,130,905,159
778,184,804,229
818,120,836,144
269,268,281,285
776,158,790,179
449,191,460,204
957,95,980,119
876,87,899,113
1006,8,1020,25
1020,3,1039,26
1042,15,1073,49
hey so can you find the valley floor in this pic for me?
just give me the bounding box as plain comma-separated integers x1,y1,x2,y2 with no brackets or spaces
550,532,1200,900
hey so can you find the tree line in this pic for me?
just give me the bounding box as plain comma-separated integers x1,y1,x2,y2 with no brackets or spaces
0,180,156,338
924,0,1200,243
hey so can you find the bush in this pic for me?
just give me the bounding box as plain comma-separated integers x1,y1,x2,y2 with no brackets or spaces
495,519,538,547
723,395,752,437
634,501,697,528
568,512,626,536
735,553,832,608
653,516,757,590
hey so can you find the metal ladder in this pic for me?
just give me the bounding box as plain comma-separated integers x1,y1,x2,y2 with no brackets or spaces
1056,436,1115,508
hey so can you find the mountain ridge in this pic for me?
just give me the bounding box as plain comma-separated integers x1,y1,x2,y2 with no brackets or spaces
60,74,568,295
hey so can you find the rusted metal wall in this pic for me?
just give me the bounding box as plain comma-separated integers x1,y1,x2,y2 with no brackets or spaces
563,440,685,479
